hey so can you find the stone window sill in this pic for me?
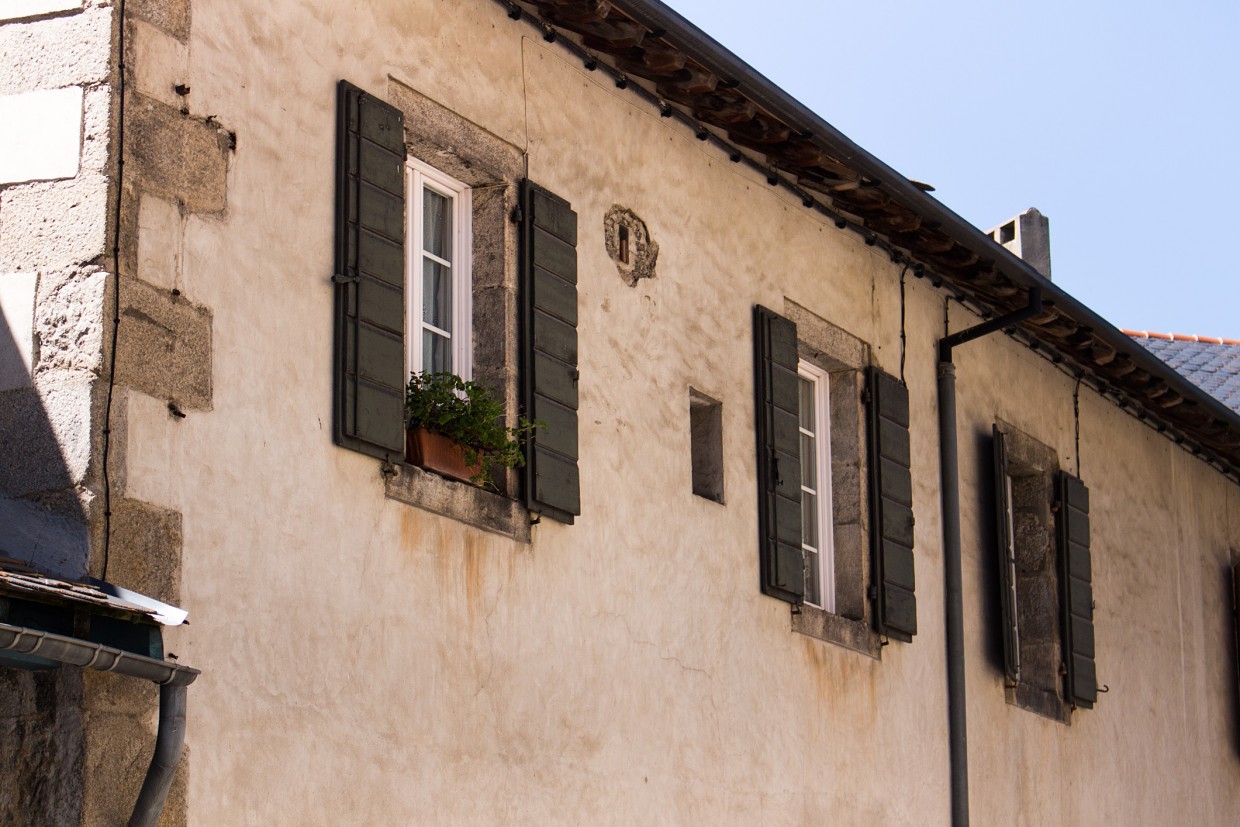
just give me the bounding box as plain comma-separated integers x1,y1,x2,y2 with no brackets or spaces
1006,684,1071,724
384,462,531,543
792,605,882,659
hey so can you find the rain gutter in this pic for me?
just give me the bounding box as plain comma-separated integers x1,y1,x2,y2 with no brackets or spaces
603,1,1240,462
0,622,199,827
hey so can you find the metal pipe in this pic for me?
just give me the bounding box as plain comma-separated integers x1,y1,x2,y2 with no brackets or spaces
0,622,198,686
937,359,968,826
0,621,198,826
936,289,1042,826
128,683,188,827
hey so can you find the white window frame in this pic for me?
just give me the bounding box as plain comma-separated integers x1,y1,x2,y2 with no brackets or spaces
406,158,472,381
798,360,835,612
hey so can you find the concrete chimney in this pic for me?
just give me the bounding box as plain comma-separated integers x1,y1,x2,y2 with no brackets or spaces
987,208,1051,280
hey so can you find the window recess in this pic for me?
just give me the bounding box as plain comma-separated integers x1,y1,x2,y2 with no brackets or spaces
689,389,724,504
753,303,914,657
991,422,1097,721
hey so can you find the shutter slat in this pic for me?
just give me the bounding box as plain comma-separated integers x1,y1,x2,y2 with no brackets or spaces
1058,472,1097,708
753,306,804,605
333,81,406,461
531,395,578,459
869,368,917,641
533,266,578,325
521,181,581,524
532,352,578,410
993,426,1021,685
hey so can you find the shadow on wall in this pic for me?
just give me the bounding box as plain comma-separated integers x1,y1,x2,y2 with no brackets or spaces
0,295,89,578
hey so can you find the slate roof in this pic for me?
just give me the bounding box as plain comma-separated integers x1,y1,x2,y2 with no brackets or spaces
1126,331,1240,415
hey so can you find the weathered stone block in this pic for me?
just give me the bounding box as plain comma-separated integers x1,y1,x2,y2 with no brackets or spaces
126,94,230,214
0,174,110,272
0,668,84,827
32,266,106,375
1012,508,1052,570
82,702,155,826
1019,641,1062,695
128,0,190,41
471,184,512,290
0,6,111,94
115,276,211,409
0,271,37,390
79,82,112,174
132,18,190,109
0,486,89,576
137,195,183,291
1016,575,1059,640
0,0,84,23
0,373,93,496
830,461,862,524
473,284,513,382
106,497,182,603
0,86,82,184
390,79,525,187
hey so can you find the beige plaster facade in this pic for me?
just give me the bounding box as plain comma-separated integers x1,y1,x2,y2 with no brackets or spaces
2,1,1239,824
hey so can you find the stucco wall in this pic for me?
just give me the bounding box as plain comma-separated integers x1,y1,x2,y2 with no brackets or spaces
69,0,1240,824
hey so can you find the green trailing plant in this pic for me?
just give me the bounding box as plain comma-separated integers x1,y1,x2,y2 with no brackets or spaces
405,371,538,487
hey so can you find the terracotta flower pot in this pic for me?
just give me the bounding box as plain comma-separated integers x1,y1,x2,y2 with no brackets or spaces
406,428,483,484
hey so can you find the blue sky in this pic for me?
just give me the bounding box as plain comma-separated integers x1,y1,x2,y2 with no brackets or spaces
663,0,1240,337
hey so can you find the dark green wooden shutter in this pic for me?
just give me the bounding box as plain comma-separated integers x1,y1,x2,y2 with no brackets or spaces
993,426,1020,684
520,181,580,524
752,306,804,605
868,368,916,641
333,81,406,460
1232,562,1240,718
1057,472,1097,708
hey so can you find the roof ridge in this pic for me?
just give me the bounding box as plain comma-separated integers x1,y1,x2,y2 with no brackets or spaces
1122,329,1240,346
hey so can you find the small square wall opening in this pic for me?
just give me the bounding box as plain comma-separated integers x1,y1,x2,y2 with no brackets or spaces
689,389,724,503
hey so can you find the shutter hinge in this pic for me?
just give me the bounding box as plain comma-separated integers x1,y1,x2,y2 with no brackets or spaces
511,204,524,224
868,585,879,601
332,272,360,284
861,386,872,405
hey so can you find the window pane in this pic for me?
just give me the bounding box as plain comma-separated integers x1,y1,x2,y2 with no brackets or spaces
800,432,816,489
422,258,452,330
423,188,452,260
422,330,451,374
805,549,821,607
802,490,818,549
799,376,814,430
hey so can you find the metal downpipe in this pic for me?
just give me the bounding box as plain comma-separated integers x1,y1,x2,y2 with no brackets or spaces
936,288,1042,826
937,360,969,827
129,683,188,827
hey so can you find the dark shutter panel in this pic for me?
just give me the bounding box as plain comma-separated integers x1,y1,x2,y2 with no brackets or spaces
1233,562,1240,718
868,368,916,641
993,426,1021,684
1057,472,1097,708
752,306,804,605
520,181,580,524
333,81,406,460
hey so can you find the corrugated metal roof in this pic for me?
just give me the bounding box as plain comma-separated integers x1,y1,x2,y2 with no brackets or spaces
0,556,182,624
1127,332,1240,415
